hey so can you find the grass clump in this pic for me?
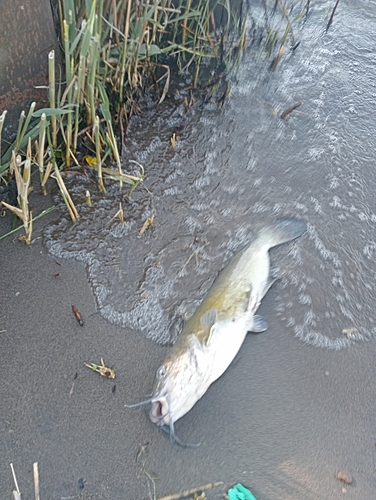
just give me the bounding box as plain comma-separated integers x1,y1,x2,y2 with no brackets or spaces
0,0,328,247
0,0,246,243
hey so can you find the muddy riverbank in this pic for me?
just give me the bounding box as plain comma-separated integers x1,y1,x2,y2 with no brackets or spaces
2,204,376,498
2,1,376,498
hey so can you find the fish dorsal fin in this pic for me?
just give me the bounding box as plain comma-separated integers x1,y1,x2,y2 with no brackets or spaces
200,309,218,346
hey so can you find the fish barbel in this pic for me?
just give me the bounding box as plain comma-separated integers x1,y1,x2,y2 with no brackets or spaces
127,218,306,445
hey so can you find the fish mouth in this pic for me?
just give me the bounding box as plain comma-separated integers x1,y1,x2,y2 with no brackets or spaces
149,395,170,426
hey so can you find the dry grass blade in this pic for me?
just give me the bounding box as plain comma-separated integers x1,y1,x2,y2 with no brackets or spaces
37,113,47,194
52,166,79,221
86,190,92,206
156,481,225,500
157,64,171,104
41,161,53,194
102,168,142,183
48,50,57,148
139,215,154,235
84,358,115,378
69,372,78,397
10,463,21,500
0,206,56,242
33,462,40,500
0,110,7,172
144,468,159,500
87,163,143,184
1,144,33,244
93,115,106,193
18,210,33,245
108,202,124,225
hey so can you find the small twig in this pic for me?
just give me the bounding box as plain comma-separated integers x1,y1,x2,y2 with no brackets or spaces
217,83,229,108
118,105,127,157
280,101,302,119
76,119,106,137
72,305,84,326
33,462,40,500
157,481,224,500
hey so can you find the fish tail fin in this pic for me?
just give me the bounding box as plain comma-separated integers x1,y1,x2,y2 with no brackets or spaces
258,218,307,249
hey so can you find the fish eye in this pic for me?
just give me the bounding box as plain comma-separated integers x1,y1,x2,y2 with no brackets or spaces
157,365,167,379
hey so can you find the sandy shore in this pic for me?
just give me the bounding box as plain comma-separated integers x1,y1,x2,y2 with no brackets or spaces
1,191,375,500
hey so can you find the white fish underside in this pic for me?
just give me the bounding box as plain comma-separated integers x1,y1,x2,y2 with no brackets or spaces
147,218,306,433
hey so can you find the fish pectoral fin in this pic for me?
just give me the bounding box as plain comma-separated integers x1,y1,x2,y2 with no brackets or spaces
258,270,278,299
200,309,218,346
249,273,277,311
248,314,268,333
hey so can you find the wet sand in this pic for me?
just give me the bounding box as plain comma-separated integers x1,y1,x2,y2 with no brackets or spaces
1,191,376,499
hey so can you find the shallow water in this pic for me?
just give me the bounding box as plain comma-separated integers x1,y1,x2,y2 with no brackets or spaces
45,0,376,350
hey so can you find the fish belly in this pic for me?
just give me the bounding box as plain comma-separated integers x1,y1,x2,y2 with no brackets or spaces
208,315,249,385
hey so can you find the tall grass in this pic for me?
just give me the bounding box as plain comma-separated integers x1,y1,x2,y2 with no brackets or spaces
5,0,318,244
1,0,246,242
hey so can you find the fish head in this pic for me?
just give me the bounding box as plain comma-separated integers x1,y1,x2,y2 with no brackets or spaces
149,336,208,427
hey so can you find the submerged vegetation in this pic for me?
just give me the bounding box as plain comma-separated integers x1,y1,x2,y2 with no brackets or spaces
0,0,332,243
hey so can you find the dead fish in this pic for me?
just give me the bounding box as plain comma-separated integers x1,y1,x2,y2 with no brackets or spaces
126,218,306,446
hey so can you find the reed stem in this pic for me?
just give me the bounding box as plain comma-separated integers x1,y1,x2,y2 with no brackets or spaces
37,113,47,194
48,50,57,148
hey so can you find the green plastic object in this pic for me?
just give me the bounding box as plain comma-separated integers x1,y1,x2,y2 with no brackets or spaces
227,483,257,500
